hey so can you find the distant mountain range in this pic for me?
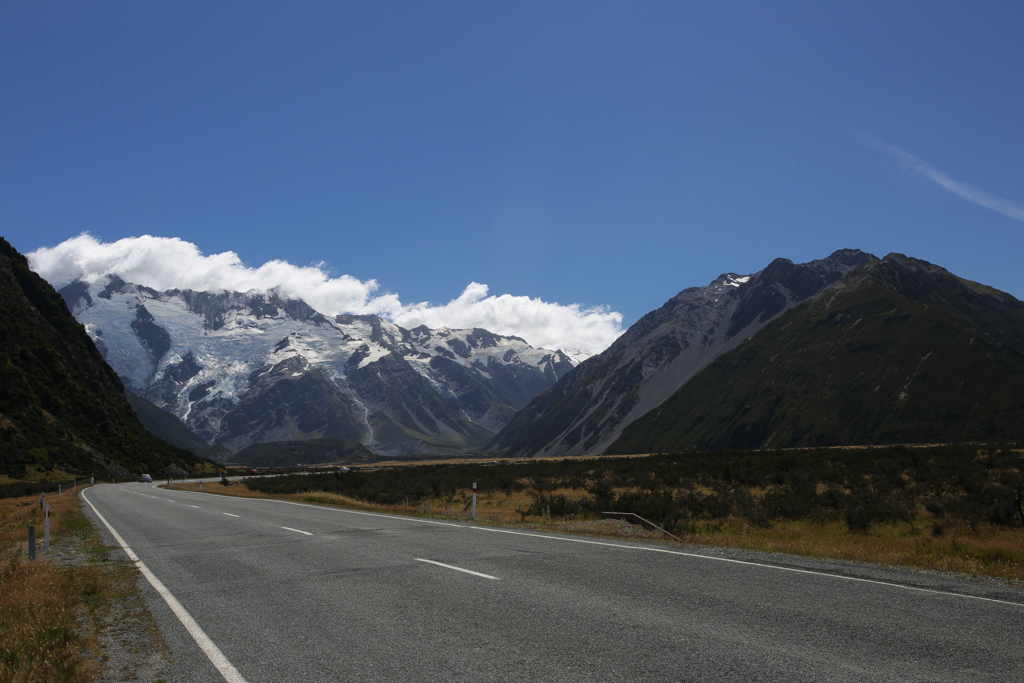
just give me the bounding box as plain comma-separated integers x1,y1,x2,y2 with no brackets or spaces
61,278,576,456
33,241,1024,464
0,238,207,479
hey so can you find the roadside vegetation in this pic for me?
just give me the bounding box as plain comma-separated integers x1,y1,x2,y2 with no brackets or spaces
0,487,163,682
190,444,1024,582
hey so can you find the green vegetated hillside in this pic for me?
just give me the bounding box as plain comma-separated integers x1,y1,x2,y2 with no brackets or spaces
0,237,210,479
124,389,229,461
609,253,1024,453
229,438,378,467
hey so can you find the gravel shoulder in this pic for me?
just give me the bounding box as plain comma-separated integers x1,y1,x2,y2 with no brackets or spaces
44,507,176,682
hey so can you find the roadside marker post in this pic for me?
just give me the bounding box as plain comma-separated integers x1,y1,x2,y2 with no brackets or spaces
28,526,35,560
472,482,477,519
44,505,50,550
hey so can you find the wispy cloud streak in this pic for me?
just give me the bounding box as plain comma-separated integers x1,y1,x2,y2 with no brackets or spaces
854,132,1024,223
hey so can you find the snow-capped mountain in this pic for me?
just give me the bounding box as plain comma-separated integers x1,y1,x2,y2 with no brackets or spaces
59,277,576,455
489,249,877,457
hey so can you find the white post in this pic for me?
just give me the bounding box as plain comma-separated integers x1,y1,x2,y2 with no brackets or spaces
91,477,94,485
44,504,50,550
472,482,477,519
199,482,203,492
58,484,61,495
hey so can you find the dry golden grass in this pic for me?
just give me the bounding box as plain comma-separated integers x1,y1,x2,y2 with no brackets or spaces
679,518,1024,581
171,480,1024,582
0,488,109,683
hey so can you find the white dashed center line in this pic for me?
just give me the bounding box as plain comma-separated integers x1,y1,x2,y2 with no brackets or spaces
281,527,312,536
223,513,240,518
415,559,499,580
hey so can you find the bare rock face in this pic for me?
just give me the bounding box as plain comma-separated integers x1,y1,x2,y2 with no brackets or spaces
490,249,878,457
60,282,577,456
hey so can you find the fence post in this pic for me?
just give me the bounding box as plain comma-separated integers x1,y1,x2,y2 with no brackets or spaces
472,482,477,519
44,504,50,550
58,484,61,495
28,526,36,560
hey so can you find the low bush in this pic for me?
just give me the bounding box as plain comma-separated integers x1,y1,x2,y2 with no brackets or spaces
243,444,1024,534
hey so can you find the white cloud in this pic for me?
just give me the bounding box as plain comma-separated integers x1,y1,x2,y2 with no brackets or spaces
27,233,623,356
391,283,622,357
855,131,1024,223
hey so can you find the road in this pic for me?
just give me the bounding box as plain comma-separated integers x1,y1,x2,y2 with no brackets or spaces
81,482,1024,682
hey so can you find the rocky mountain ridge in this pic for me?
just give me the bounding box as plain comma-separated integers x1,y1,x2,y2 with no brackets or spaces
489,249,878,457
607,253,1024,452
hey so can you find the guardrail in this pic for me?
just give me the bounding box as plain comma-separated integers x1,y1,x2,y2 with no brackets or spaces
600,511,681,541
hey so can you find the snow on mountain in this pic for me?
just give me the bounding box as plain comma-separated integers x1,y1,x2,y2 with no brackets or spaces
60,279,576,454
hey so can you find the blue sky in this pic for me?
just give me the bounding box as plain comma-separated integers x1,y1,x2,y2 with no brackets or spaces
2,2,1022,354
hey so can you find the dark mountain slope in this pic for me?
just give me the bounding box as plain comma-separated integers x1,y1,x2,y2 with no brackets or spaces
490,249,876,457
124,389,229,461
608,253,1024,453
0,237,209,478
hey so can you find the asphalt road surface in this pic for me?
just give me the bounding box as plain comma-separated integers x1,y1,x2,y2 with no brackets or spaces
81,483,1024,682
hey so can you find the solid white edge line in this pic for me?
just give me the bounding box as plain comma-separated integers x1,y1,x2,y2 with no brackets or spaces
415,558,498,580
470,526,1024,609
80,488,248,683
281,526,313,536
186,489,1024,609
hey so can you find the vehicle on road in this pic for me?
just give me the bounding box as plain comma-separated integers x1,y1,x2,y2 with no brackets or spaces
139,474,152,483
249,468,262,475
